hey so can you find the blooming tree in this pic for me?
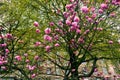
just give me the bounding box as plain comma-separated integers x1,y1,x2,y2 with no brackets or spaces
34,0,120,80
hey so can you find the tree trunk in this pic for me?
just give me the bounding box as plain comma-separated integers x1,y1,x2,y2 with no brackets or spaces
70,56,79,80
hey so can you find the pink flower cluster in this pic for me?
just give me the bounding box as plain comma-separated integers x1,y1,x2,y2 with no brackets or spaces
0,56,8,66
15,55,22,61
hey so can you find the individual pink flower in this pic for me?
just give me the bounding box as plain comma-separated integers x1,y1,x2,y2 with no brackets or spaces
70,0,74,2
110,12,116,17
49,22,54,26
1,43,7,47
94,68,98,72
63,12,70,18
15,55,22,61
31,73,36,78
45,46,51,52
54,35,59,40
34,55,39,60
65,4,73,10
109,40,113,44
3,60,7,64
28,65,36,71
34,41,41,47
24,53,28,57
74,16,80,22
81,6,89,14
58,20,63,26
5,49,10,54
1,66,6,70
100,3,108,10
76,29,81,34
33,21,39,27
97,28,103,31
0,61,3,65
70,26,77,31
36,29,40,33
84,29,90,34
54,43,60,47
72,69,75,72
44,35,52,42
98,9,103,14
44,28,51,34
78,38,84,44
90,7,95,12
66,19,71,26
116,0,120,2
6,33,12,39
91,13,97,19
72,22,78,27
87,18,93,23
25,59,30,63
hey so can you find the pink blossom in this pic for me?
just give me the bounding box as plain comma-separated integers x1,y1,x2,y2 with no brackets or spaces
98,9,103,14
94,68,98,72
113,0,120,5
97,28,103,31
5,49,10,54
66,19,71,26
81,6,89,14
70,0,74,2
1,66,6,70
15,55,22,61
3,60,7,64
70,26,77,31
85,16,89,19
36,29,40,33
76,29,81,34
56,9,60,14
112,0,120,5
74,16,80,22
34,41,41,47
72,69,75,72
110,12,116,17
116,0,120,2
31,73,36,78
54,35,59,40
45,46,51,52
72,22,78,27
58,20,63,26
100,3,108,10
65,4,73,10
105,0,109,3
63,12,70,18
1,43,7,47
34,55,39,60
90,7,95,12
49,22,54,26
84,29,90,34
91,13,97,19
0,61,3,65
28,65,36,71
6,33,12,39
33,21,39,27
109,40,113,44
24,53,28,57
25,59,30,63
44,35,52,42
54,43,60,47
44,28,51,34
78,38,84,44
87,18,93,23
